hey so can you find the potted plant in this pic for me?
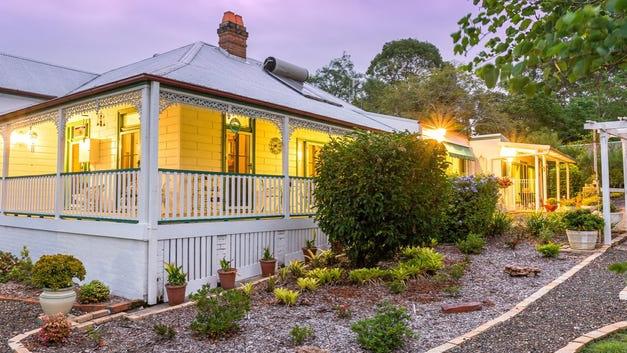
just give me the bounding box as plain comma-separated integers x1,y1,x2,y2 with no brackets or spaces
562,209,604,250
601,202,623,229
544,198,558,212
164,263,187,306
302,235,318,263
218,258,237,289
31,254,86,315
259,247,276,277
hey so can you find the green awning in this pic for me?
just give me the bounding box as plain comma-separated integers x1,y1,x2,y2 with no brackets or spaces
443,142,476,160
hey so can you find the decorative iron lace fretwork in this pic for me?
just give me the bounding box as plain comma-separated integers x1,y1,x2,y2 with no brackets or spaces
159,91,230,114
4,110,59,132
63,90,143,122
159,90,285,133
289,117,351,137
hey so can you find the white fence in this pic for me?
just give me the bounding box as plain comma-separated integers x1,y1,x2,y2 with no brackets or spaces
157,227,327,296
61,169,139,220
4,174,56,215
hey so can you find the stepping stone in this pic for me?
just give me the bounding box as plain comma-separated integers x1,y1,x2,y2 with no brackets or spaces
504,265,541,277
441,302,482,314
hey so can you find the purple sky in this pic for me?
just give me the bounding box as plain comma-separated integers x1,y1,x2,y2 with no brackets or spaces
0,0,479,74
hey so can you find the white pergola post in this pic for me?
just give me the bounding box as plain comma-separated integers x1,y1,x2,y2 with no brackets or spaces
599,131,612,245
622,139,627,231
54,109,65,219
565,163,570,199
0,127,10,213
542,155,548,203
534,155,540,211
282,116,290,219
556,161,561,201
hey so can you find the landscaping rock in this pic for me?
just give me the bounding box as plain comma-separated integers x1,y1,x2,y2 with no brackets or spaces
441,302,482,314
504,265,541,277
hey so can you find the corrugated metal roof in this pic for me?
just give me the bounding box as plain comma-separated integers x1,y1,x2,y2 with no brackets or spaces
0,53,97,97
69,42,416,132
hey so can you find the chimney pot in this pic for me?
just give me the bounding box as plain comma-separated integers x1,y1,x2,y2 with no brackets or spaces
218,11,248,59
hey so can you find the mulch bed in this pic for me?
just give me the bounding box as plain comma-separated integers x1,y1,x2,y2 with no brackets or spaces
0,301,40,353
451,247,627,353
22,239,587,353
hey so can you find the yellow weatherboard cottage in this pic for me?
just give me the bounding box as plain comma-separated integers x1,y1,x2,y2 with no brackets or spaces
0,11,419,302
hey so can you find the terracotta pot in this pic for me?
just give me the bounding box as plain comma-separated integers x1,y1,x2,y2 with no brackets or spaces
566,229,598,250
259,259,276,277
544,204,558,212
165,283,187,306
39,287,76,315
302,247,317,263
218,269,237,289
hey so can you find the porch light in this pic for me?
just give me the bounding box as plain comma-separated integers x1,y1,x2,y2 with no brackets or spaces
501,147,517,163
423,128,446,142
96,111,106,127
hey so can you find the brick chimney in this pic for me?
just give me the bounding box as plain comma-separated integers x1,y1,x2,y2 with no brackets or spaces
217,11,248,58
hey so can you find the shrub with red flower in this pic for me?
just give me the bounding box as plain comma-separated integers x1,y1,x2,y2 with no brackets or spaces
496,177,513,188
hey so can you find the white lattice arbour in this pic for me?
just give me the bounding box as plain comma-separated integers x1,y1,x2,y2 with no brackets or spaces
159,170,285,221
290,177,316,215
4,174,56,215
61,169,140,220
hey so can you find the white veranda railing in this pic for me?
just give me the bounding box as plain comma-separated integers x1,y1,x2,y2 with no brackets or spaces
4,174,56,215
502,178,536,211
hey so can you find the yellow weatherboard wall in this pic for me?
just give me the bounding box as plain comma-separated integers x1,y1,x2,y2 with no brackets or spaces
290,128,334,177
9,121,57,176
255,120,282,175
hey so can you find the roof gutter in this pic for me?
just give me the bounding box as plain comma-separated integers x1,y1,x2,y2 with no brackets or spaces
0,87,56,100
0,74,376,132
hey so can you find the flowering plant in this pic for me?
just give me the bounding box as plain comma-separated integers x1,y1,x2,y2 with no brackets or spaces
496,176,513,188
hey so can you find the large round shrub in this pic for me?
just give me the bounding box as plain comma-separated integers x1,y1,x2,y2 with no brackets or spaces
314,131,450,267
32,254,86,290
444,175,500,242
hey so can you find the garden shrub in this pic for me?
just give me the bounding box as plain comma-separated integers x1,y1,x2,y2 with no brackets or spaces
444,175,499,242
315,131,450,267
190,285,251,338
525,212,564,238
39,313,71,345
456,233,486,254
387,280,407,294
239,282,254,296
7,246,33,284
489,211,512,236
305,267,342,285
296,277,319,291
153,323,176,340
536,242,561,258
0,251,18,283
273,288,300,306
289,325,314,345
401,247,444,273
32,254,85,290
348,268,387,285
288,260,305,278
78,280,110,304
351,301,414,353
447,262,467,280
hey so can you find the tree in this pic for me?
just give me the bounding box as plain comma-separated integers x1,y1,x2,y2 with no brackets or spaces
308,52,363,102
454,0,627,93
366,38,443,83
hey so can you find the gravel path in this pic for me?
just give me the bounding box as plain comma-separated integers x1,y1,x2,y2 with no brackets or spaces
23,240,586,353
0,301,41,353
451,246,627,353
